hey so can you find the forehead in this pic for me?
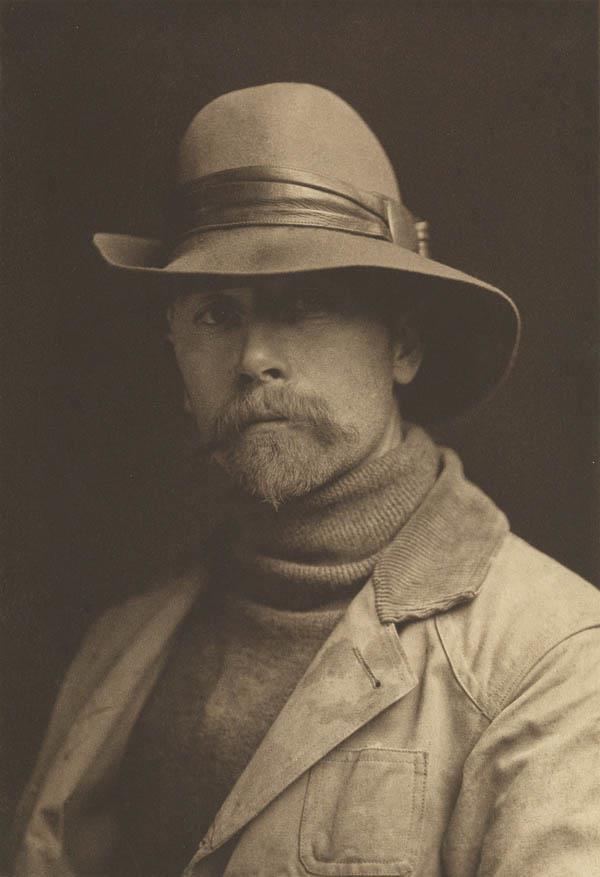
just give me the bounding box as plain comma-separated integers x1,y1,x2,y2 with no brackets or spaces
171,273,346,302
167,270,403,317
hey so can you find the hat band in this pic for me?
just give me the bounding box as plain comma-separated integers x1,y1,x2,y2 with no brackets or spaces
171,165,419,251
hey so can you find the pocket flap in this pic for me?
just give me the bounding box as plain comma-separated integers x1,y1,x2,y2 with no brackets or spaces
300,748,427,876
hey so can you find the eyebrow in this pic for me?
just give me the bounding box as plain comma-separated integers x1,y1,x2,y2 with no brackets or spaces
176,287,252,304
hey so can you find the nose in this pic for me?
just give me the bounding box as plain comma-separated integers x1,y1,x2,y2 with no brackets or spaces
236,321,290,386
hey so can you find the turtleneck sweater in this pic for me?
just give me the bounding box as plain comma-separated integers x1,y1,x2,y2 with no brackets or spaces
113,425,440,876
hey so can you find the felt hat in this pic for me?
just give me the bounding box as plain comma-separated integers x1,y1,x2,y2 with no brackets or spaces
93,82,520,421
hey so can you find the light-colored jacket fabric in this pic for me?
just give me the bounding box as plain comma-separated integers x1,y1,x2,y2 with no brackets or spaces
12,531,600,876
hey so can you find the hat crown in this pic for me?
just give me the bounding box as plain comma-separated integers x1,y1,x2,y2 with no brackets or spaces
177,83,401,200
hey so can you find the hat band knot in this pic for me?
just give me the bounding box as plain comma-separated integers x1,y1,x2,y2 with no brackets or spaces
170,165,419,251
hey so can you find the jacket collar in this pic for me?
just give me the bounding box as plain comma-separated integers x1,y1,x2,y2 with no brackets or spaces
372,447,508,624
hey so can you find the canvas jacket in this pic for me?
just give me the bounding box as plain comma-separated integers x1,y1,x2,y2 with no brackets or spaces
11,461,600,877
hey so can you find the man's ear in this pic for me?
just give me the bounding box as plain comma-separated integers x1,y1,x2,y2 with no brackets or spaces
392,320,424,386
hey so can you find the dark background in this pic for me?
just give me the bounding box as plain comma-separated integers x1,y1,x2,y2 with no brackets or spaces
2,0,598,850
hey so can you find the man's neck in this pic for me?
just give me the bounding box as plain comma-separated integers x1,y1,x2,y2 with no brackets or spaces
369,402,404,461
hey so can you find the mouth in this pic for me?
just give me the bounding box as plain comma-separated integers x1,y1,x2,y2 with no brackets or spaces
242,416,289,431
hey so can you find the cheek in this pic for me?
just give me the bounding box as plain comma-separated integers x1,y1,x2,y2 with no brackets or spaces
174,345,235,418
304,329,396,419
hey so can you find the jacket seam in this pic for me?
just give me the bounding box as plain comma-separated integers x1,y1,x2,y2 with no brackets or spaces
434,615,493,722
428,526,509,721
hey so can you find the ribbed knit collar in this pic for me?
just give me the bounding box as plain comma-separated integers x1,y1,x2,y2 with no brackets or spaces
218,424,441,610
372,446,509,623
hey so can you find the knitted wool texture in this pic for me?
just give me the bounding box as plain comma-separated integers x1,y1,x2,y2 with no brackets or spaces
114,425,440,875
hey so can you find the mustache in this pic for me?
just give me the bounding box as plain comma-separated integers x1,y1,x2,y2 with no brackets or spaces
208,385,353,449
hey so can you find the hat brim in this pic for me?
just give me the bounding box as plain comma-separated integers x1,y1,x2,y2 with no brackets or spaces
92,226,520,421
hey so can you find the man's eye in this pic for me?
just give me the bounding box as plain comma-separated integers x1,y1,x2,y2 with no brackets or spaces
193,301,240,327
287,289,334,318
295,292,323,313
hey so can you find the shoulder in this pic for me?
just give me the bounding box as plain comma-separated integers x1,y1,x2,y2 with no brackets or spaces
34,570,204,767
11,568,204,854
435,533,600,720
81,572,202,656
471,532,600,632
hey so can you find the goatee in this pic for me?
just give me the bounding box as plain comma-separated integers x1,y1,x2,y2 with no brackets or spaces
208,385,359,507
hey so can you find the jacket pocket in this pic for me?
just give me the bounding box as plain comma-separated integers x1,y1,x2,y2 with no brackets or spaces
299,748,427,876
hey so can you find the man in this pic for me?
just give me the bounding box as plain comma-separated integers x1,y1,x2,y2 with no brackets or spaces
11,83,600,876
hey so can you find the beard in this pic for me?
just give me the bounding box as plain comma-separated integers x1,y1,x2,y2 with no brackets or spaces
206,385,360,508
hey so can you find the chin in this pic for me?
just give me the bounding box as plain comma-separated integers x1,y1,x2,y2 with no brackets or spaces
214,428,353,508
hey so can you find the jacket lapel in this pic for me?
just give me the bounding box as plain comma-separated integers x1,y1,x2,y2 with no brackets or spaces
197,579,417,858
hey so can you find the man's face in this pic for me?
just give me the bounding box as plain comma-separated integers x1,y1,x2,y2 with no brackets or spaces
168,275,420,506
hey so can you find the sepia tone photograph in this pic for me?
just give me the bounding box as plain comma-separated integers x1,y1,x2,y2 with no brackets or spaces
2,1,599,874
